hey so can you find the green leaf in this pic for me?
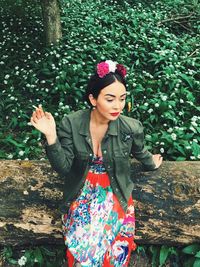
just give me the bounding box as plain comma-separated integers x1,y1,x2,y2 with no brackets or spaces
182,244,200,255
179,73,193,88
195,251,200,258
193,258,200,267
159,245,170,266
150,245,159,267
33,247,44,266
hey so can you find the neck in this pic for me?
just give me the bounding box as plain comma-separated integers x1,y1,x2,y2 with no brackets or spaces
90,109,110,126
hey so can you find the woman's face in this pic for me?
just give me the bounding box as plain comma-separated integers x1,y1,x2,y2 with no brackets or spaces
89,80,127,121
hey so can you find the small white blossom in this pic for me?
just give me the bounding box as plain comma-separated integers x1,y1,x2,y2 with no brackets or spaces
155,103,159,107
190,126,196,132
167,128,173,133
18,150,25,156
18,256,27,266
193,139,198,143
161,95,167,101
180,99,184,103
171,133,177,140
7,154,13,159
191,121,197,127
160,148,164,153
144,102,149,106
190,156,196,160
5,74,10,79
148,108,153,113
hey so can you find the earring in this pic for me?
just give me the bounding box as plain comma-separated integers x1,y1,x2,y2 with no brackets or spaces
92,106,96,110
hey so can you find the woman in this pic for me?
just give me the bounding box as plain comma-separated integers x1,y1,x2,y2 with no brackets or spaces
30,60,163,267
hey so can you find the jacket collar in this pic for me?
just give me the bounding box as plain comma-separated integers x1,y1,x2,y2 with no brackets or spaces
79,109,118,136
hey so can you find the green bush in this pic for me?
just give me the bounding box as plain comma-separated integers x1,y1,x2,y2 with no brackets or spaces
0,0,199,161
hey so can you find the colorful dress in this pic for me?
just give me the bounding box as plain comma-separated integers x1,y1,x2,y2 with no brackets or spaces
62,155,136,267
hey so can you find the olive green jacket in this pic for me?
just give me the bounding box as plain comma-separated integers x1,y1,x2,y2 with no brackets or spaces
45,109,156,212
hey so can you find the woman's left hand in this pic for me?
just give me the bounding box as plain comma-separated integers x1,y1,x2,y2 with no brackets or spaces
152,154,163,169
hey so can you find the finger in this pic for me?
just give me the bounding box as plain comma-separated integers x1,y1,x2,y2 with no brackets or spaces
38,104,45,116
45,112,53,119
39,106,45,117
37,108,45,119
30,117,37,126
36,108,42,119
32,111,39,123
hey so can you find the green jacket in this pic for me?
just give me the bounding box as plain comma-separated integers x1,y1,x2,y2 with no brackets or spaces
45,109,156,212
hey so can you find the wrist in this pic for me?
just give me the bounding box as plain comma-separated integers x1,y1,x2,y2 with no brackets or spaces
45,133,57,145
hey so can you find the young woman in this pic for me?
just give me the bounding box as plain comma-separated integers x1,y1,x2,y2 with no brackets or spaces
30,60,163,267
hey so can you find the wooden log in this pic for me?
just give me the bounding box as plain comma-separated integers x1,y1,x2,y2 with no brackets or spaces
0,160,199,247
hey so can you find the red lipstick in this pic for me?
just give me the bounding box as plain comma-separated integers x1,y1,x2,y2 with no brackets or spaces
110,112,120,117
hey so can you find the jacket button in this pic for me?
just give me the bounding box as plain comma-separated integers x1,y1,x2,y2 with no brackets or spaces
103,150,107,154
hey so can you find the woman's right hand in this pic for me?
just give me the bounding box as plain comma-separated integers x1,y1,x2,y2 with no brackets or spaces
30,105,56,137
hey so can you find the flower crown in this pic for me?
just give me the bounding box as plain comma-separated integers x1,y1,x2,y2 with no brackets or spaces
97,60,127,78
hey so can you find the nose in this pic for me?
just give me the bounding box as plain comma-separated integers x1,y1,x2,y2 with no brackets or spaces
113,100,121,110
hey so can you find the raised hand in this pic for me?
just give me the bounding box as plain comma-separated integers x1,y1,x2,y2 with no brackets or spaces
30,105,56,139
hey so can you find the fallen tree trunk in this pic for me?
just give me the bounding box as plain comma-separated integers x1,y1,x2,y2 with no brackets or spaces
0,160,199,247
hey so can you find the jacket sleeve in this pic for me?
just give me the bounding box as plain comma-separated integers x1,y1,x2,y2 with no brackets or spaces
131,121,156,171
45,116,74,176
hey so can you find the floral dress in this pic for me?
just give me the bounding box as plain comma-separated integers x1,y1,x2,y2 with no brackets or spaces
62,155,136,267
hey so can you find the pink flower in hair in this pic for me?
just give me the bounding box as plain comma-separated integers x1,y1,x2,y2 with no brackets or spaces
97,62,109,78
116,64,127,78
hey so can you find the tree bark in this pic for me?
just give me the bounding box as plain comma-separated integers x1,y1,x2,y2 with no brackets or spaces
40,0,62,45
0,160,199,247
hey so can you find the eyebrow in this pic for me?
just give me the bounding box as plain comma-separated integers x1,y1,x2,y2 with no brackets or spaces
105,93,127,97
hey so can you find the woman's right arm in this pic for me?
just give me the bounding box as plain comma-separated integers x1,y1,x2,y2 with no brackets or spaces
30,106,74,176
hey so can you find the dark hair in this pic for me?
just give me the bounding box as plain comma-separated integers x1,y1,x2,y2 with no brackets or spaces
84,71,127,107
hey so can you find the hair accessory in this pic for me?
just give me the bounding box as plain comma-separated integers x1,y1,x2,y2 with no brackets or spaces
96,60,127,78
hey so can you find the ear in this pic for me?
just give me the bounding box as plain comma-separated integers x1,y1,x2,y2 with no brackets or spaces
88,94,97,107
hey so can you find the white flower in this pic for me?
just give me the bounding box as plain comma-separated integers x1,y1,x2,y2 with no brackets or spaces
193,139,198,143
160,148,164,153
155,103,159,107
167,128,173,133
190,126,196,132
171,133,177,140
148,108,153,113
18,256,27,266
190,156,195,160
144,102,149,106
18,150,24,156
191,121,197,127
105,60,117,72
7,154,13,159
186,146,191,149
191,116,198,121
161,95,167,101
5,74,10,79
180,99,184,103
197,155,200,159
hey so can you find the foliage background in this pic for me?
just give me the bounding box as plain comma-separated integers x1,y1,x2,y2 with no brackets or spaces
0,0,200,266
0,0,199,162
